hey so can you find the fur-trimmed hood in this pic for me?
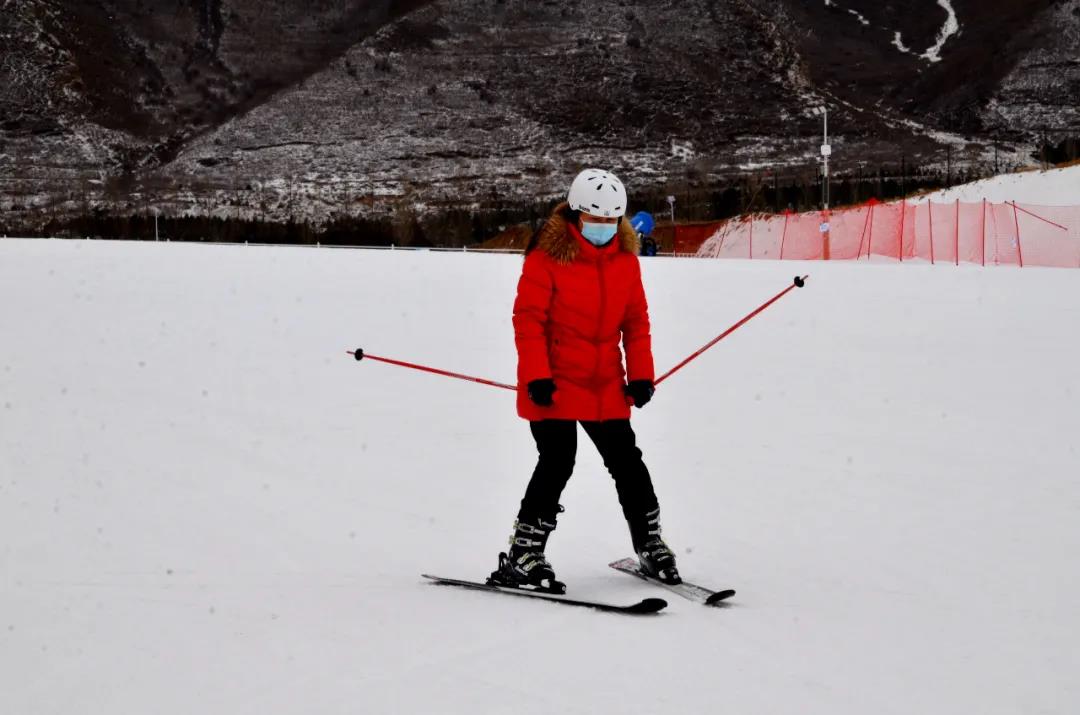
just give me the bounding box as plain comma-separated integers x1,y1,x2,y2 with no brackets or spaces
529,202,640,264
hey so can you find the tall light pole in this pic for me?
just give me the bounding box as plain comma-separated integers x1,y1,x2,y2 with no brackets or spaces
820,106,831,210
666,194,676,251
811,105,832,259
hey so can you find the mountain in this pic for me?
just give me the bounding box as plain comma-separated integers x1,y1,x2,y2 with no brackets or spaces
2,0,1078,243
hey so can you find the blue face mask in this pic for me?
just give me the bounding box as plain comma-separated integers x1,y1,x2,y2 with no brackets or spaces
580,221,618,246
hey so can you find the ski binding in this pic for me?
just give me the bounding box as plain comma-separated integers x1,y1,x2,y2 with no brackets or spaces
608,557,736,606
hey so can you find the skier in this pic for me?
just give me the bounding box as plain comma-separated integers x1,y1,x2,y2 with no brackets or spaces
630,210,658,256
488,169,681,594
641,234,658,257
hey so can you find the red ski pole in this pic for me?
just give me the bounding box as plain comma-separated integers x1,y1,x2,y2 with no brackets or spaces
347,349,517,391
654,275,808,386
350,275,807,393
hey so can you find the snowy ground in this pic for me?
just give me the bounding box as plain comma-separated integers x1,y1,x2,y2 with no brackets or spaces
915,164,1080,205
2,239,1079,714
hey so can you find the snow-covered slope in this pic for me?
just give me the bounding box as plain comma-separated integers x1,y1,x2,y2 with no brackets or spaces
2,240,1079,713
913,164,1080,204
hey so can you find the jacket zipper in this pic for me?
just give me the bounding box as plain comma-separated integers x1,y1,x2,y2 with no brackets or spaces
594,256,607,421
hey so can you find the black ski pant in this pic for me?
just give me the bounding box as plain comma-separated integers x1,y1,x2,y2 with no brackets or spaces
518,419,660,546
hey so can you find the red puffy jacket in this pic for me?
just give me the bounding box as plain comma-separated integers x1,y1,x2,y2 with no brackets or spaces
514,203,655,422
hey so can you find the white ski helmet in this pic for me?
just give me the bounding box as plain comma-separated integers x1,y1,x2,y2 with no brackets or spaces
567,168,627,218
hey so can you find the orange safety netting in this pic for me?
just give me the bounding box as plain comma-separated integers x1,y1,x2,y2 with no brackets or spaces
691,200,1080,268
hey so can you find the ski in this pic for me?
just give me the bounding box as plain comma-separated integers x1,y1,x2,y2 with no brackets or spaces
422,574,667,614
608,558,736,606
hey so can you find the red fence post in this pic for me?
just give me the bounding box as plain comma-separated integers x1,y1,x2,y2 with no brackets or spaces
928,201,935,265
1012,201,1024,268
822,210,831,261
779,209,790,260
981,199,987,267
855,203,870,260
955,199,960,266
1012,203,1070,230
898,200,906,262
749,214,754,260
866,200,875,259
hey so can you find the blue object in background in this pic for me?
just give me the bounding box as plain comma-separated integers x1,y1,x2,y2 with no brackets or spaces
629,211,655,236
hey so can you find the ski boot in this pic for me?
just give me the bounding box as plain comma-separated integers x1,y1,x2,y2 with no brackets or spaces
487,515,566,594
631,507,681,585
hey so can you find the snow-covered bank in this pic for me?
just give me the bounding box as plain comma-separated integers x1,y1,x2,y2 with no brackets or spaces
914,164,1080,204
2,239,1079,714
696,165,1080,262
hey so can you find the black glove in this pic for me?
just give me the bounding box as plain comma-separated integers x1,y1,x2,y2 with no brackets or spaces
527,378,557,407
624,380,655,408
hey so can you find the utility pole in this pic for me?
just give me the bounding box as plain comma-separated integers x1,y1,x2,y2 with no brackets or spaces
821,106,831,210
814,105,832,259
666,195,676,252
